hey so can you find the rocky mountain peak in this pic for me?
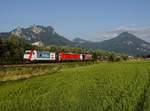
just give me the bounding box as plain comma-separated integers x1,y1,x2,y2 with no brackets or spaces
31,25,44,34
1,25,72,46
11,27,23,37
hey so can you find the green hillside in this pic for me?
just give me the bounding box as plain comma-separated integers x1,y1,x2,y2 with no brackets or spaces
75,32,150,56
0,61,150,111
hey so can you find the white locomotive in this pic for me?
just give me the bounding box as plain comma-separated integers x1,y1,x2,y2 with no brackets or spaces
23,50,56,62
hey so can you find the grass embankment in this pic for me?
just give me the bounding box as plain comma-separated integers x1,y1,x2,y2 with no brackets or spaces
0,61,150,111
0,62,93,82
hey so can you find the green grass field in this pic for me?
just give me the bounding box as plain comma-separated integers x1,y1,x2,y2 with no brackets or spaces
0,61,150,111
0,62,93,82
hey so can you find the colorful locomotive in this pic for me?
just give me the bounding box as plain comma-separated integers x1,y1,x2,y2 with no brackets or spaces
23,50,92,63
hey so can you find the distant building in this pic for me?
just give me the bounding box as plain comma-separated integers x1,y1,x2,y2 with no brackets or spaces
32,41,44,47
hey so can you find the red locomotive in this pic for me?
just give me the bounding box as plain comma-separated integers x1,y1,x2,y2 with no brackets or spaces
59,52,83,61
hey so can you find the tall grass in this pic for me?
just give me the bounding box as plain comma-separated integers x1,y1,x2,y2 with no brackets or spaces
0,61,150,111
0,62,94,82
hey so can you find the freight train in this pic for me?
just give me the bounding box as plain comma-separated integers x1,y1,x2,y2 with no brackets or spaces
23,50,92,63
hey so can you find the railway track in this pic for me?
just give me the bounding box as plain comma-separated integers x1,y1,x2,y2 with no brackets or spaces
0,61,93,68
0,63,57,67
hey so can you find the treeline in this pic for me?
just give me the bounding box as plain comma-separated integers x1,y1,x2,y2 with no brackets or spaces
137,54,150,59
92,50,129,62
0,35,34,64
0,35,129,64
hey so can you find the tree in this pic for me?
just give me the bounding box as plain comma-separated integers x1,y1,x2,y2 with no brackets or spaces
0,38,3,63
0,35,33,64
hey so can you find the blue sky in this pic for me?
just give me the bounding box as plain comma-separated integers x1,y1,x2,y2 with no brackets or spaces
0,0,150,40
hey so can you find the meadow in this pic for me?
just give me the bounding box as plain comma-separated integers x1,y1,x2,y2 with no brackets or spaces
0,62,93,82
0,61,150,111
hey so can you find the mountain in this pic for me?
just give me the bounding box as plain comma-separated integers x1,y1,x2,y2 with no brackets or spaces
73,38,92,47
94,26,150,42
73,38,90,44
0,25,73,46
76,32,150,56
97,32,150,55
0,32,10,39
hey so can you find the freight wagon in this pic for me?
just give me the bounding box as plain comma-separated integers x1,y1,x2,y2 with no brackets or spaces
59,52,83,61
83,54,93,61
